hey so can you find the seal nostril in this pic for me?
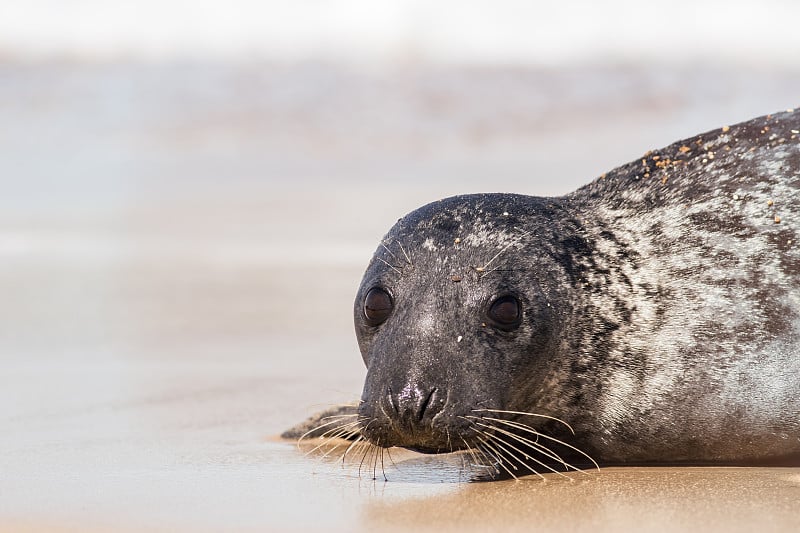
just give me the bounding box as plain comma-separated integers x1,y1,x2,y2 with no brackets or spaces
390,385,441,424
387,386,399,414
417,387,438,421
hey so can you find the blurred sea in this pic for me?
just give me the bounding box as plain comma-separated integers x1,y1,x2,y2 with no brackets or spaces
3,0,800,65
2,57,800,358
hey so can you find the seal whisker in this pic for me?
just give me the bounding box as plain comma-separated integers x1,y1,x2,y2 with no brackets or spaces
372,442,385,481
316,440,352,460
471,420,561,471
472,429,520,473
340,435,366,464
460,422,518,478
315,425,361,450
372,439,380,481
474,267,515,275
490,425,598,473
469,419,577,477
476,437,518,480
467,419,557,479
517,431,600,471
380,242,400,263
483,432,549,481
378,444,387,481
478,446,505,479
471,444,492,465
357,438,374,479
474,440,505,475
458,435,485,470
384,447,400,470
468,417,563,460
376,257,403,276
296,417,356,447
299,421,362,455
317,419,362,437
315,424,364,459
398,242,413,266
313,417,361,436
476,230,532,273
472,408,576,435
307,434,359,459
319,413,360,420
341,419,377,470
362,441,377,480
471,442,500,477
470,417,582,471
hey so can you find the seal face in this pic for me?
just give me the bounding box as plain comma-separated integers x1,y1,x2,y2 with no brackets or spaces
353,109,800,467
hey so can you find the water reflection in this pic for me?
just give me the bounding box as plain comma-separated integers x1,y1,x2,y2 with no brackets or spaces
299,438,483,483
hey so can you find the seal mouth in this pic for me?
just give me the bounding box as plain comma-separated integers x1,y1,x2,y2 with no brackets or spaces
406,445,453,454
291,404,601,481
361,422,465,453
357,399,471,453
355,408,600,479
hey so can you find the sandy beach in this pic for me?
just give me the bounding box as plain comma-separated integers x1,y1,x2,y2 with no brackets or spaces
2,59,799,531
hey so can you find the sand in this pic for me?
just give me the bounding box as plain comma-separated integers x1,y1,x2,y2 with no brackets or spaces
1,59,799,531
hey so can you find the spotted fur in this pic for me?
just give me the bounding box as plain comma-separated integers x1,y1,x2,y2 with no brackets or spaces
310,110,800,470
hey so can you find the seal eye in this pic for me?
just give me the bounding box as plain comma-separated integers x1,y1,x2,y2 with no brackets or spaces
487,295,521,329
364,287,393,326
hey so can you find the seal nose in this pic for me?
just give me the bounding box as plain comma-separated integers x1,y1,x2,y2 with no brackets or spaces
391,385,440,423
358,383,457,451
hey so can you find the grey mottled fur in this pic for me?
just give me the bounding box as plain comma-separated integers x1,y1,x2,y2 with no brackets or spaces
292,110,800,467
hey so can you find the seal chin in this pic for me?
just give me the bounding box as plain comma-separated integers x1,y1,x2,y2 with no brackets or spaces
360,420,463,453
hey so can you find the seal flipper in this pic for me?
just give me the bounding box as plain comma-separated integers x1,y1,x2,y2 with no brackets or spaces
281,404,360,440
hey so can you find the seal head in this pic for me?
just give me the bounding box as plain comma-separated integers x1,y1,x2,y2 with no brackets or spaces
355,195,589,454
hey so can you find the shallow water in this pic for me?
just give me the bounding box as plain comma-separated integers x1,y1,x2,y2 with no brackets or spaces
1,60,799,531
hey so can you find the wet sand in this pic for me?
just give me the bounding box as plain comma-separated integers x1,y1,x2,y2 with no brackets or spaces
1,60,799,531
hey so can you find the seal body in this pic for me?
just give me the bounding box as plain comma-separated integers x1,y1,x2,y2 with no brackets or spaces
353,109,800,466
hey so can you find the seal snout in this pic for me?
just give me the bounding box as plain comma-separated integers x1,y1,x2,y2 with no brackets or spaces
392,385,440,424
359,383,462,453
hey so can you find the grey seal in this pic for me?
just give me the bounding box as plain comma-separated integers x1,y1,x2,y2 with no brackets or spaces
285,109,800,477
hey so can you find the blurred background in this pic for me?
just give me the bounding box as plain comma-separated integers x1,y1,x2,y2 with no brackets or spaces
1,1,799,529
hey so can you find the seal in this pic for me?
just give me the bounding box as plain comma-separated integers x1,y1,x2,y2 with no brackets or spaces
285,109,800,477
